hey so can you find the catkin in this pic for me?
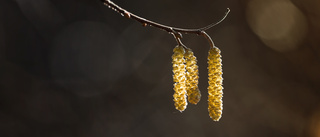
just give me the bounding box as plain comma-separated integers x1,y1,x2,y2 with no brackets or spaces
207,47,223,121
184,48,201,104
172,46,188,112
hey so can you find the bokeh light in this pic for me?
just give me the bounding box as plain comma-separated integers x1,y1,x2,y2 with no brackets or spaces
246,0,308,52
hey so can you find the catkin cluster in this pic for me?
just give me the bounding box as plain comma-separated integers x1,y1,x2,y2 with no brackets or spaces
207,47,223,121
172,46,188,112
185,48,201,105
171,45,223,121
172,46,202,112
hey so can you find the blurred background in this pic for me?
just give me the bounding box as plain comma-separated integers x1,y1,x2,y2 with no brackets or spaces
1,0,320,136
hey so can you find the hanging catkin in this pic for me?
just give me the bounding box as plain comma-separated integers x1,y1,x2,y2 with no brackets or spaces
172,46,188,112
207,47,223,121
184,48,201,104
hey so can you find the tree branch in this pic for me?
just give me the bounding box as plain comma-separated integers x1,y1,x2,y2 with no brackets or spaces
102,0,230,35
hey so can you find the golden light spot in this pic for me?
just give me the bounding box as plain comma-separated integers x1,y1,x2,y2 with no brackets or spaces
309,108,320,137
246,0,308,52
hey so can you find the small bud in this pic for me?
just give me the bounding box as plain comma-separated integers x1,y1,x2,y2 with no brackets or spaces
124,11,131,18
142,23,147,27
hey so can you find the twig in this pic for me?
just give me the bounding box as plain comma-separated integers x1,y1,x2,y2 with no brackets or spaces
170,28,188,49
102,0,230,35
201,31,215,48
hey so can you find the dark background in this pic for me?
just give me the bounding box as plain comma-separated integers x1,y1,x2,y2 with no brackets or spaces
1,0,320,137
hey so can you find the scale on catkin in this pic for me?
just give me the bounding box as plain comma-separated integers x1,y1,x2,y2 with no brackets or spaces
171,45,223,121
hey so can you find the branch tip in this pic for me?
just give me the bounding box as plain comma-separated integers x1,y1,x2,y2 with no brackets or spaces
199,8,230,31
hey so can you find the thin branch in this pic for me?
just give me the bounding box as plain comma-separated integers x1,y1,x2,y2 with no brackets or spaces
201,31,215,48
171,29,188,49
102,0,230,35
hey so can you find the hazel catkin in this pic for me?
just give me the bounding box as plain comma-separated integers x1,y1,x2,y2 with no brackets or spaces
207,47,223,121
184,48,201,105
172,46,188,112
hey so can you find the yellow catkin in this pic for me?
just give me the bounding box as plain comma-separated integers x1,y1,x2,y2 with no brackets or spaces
207,47,223,121
172,46,188,112
184,48,201,104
